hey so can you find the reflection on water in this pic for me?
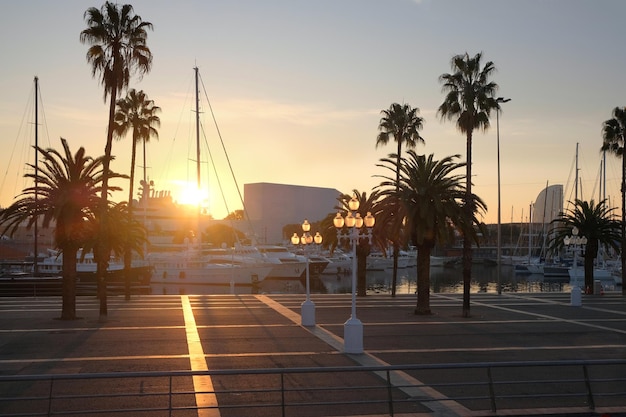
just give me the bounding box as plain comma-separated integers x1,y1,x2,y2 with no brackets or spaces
151,264,577,296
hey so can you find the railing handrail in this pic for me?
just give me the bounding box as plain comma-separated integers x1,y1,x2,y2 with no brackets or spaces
1,358,624,381
1,359,624,416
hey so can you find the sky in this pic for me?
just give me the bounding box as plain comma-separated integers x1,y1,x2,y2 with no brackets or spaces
1,0,625,225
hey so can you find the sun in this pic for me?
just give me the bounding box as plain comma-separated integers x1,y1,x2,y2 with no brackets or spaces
175,181,208,207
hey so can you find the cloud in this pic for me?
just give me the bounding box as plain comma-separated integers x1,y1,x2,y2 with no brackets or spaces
213,98,375,127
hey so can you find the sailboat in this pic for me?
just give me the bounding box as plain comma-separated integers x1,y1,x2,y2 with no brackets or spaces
146,67,278,289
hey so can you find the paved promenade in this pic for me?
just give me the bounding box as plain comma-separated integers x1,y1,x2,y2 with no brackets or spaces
0,291,625,416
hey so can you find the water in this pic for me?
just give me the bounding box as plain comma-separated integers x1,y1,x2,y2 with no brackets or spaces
151,264,578,296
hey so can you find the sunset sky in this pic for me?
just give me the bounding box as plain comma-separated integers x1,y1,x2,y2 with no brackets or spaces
1,0,625,225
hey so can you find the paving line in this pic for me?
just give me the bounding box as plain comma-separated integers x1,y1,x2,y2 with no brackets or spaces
4,343,624,367
181,295,221,417
505,292,626,316
255,294,469,417
0,351,341,365
437,293,626,335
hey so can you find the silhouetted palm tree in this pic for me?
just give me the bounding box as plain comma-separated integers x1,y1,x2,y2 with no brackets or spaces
548,199,620,294
376,103,425,297
80,2,153,315
377,151,483,314
114,88,160,299
0,139,117,319
601,107,626,294
438,52,499,317
81,201,148,297
335,190,383,296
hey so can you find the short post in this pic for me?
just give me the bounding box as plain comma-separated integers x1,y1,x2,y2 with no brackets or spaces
570,286,582,306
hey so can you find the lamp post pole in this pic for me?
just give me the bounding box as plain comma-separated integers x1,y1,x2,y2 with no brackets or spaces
291,220,322,327
496,97,510,295
334,196,375,354
564,226,587,290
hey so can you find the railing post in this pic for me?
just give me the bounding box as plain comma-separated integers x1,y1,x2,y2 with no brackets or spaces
386,369,394,416
583,364,595,410
281,372,286,417
169,374,173,417
47,377,53,417
487,366,497,412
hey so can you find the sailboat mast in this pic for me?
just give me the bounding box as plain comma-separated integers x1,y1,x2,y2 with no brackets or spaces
33,76,39,276
603,150,606,202
194,67,201,191
575,142,579,201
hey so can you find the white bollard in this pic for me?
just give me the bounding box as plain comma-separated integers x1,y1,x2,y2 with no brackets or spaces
570,286,582,306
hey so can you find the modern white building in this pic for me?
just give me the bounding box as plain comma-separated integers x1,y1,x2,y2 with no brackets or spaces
244,182,341,244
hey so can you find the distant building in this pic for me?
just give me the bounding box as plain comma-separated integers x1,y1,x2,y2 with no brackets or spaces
533,184,563,224
244,183,341,244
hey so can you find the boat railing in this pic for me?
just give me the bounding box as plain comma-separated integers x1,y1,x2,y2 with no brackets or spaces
0,359,624,416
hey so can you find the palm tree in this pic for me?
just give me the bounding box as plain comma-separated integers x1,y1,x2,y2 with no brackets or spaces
80,2,153,315
601,107,626,294
438,52,499,317
377,151,483,314
548,199,620,294
376,103,425,297
113,88,160,299
81,201,148,297
335,190,383,296
0,139,116,320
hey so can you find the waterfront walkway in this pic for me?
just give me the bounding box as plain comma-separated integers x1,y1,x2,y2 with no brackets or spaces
0,291,625,416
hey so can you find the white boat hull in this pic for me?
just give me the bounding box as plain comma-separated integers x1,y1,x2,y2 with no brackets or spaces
150,261,273,286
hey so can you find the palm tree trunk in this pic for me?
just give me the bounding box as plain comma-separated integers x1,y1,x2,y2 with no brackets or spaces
584,250,595,294
621,149,626,295
415,246,431,315
97,88,118,317
357,245,367,297
124,138,138,301
61,246,78,320
391,142,402,297
462,130,474,318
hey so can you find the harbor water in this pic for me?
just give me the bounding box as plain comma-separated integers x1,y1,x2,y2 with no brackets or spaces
152,263,588,296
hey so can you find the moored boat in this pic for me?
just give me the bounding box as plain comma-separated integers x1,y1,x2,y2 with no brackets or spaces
38,249,152,286
147,247,273,287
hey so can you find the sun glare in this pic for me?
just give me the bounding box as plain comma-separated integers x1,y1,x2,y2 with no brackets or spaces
175,181,208,207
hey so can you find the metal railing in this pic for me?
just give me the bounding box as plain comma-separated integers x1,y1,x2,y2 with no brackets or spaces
1,359,624,416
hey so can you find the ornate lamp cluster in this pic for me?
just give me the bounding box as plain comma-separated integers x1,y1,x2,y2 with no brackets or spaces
290,219,322,327
333,196,375,244
291,220,322,247
563,226,587,249
332,195,375,354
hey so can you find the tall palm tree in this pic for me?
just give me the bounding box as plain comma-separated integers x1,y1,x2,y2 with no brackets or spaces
376,103,425,297
0,139,117,320
438,52,499,317
601,107,626,294
335,190,383,296
113,88,160,299
80,2,153,315
377,151,483,314
548,199,620,293
114,89,160,204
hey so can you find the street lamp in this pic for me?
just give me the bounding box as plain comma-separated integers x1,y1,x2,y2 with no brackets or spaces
564,226,587,290
496,96,510,295
333,196,375,354
291,219,322,327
